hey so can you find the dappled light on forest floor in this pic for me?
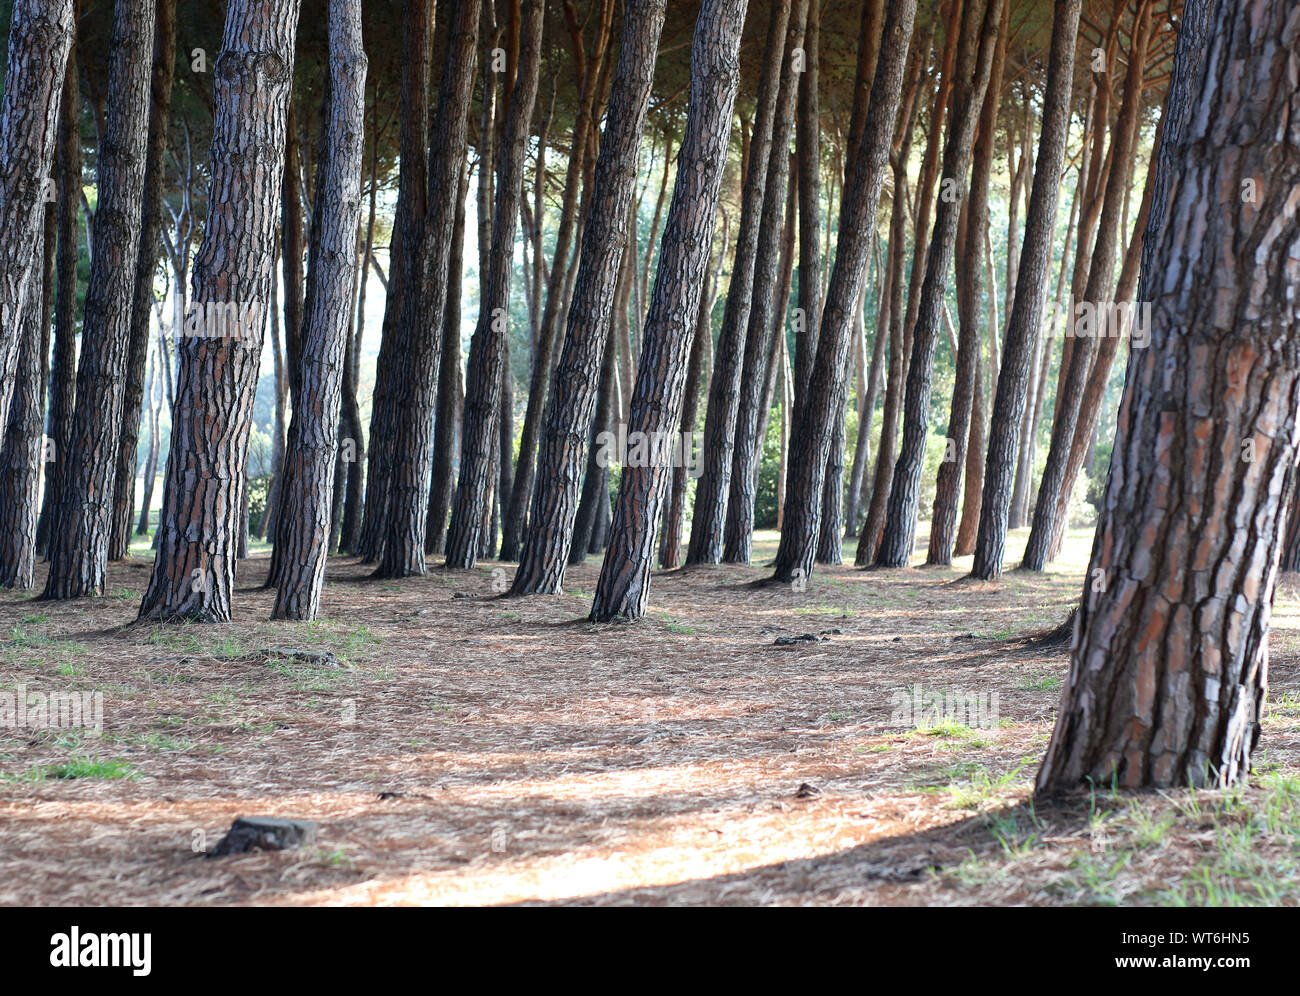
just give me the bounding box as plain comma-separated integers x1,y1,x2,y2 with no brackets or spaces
3,529,1299,906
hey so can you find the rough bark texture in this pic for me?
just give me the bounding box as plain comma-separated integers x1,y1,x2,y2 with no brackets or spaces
772,0,918,584
589,0,746,620
686,0,791,566
509,0,666,594
0,0,74,434
375,0,481,578
271,0,367,619
43,0,157,599
110,0,178,562
876,0,1001,569
1037,0,1300,793
138,0,302,622
444,0,544,569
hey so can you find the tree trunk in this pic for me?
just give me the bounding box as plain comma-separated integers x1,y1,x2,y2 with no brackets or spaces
35,34,82,557
927,0,1007,565
876,0,1002,569
1023,0,1152,572
42,0,157,599
723,0,806,564
444,0,544,569
772,0,919,584
0,0,74,434
138,0,302,622
271,0,367,619
375,0,482,578
686,0,791,567
589,0,747,620
1037,0,1296,793
512,0,667,593
110,0,178,562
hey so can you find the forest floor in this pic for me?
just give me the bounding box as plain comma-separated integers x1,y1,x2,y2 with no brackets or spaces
2,526,1300,907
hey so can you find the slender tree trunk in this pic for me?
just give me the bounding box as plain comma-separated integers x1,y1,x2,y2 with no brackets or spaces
137,339,161,534
512,0,667,593
589,0,748,620
42,0,157,599
844,249,888,538
686,0,792,566
259,251,287,539
1037,0,1294,793
110,0,178,562
724,0,807,564
270,0,367,619
772,0,919,584
138,0,302,622
876,0,1002,569
0,0,74,434
1023,0,1152,571
444,0,544,569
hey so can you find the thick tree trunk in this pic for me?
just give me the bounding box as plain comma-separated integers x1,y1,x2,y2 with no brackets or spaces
270,0,367,619
35,35,82,557
686,0,791,566
511,0,667,593
375,0,481,578
444,0,544,569
0,230,49,588
109,0,178,562
772,0,919,584
42,0,157,599
1023,0,1152,572
1037,0,1298,793
0,0,74,434
589,0,747,620
138,0,302,622
876,0,1002,569
356,0,433,562
723,0,806,564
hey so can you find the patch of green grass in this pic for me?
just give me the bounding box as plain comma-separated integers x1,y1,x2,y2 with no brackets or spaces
6,756,138,782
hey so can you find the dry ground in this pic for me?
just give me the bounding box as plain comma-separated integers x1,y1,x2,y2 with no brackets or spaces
2,526,1299,906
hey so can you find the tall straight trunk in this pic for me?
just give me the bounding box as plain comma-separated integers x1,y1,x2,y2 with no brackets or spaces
772,0,919,584
927,0,1007,565
756,173,798,469
137,339,161,534
723,0,807,564
589,0,747,620
375,0,482,578
444,0,544,569
1037,0,1293,793
844,248,888,538
138,0,302,622
110,0,178,562
952,238,996,555
0,0,74,434
357,0,433,561
686,0,791,566
501,0,617,563
660,213,726,569
512,0,667,593
42,0,157,599
271,0,367,619
816,340,857,564
36,33,82,557
570,314,620,567
0,227,49,587
426,163,470,555
876,0,1002,569
259,253,287,539
791,0,826,416
1023,0,1152,572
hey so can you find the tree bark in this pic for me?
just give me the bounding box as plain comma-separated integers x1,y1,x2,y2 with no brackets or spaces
589,0,747,620
138,0,303,622
43,0,157,599
1037,0,1299,793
